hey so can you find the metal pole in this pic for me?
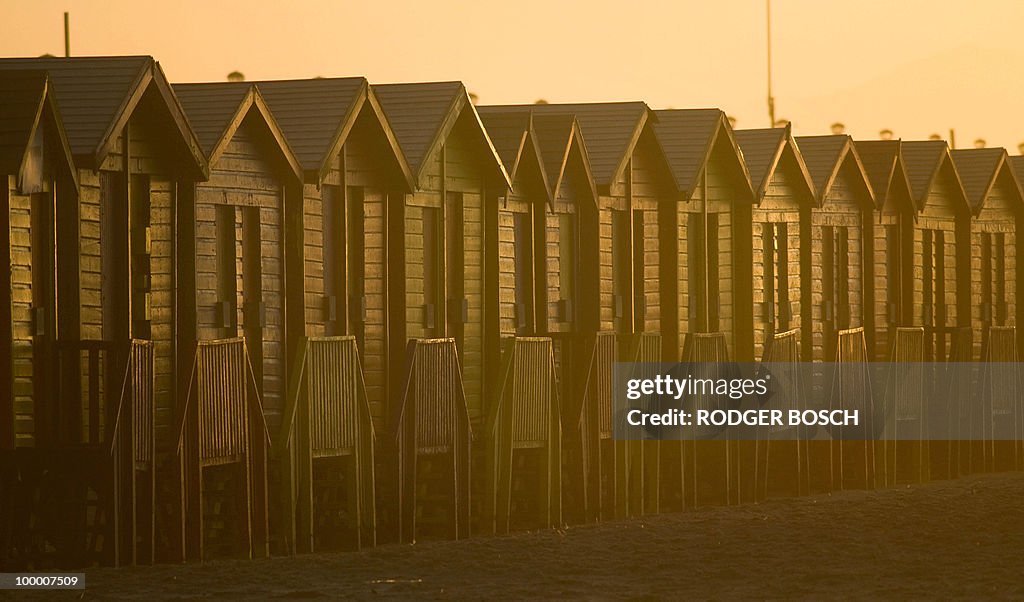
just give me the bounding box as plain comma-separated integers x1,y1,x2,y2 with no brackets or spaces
64,12,70,57
767,0,775,127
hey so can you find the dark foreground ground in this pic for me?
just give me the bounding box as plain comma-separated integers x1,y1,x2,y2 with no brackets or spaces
11,472,1024,600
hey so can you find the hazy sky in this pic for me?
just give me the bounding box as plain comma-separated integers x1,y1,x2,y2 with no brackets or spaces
6,0,1024,150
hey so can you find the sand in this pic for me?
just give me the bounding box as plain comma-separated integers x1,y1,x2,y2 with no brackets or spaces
17,472,1024,600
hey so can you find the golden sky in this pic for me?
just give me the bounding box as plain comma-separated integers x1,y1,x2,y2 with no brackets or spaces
6,0,1024,150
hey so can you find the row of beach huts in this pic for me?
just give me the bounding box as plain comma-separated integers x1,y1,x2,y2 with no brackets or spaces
0,55,1021,568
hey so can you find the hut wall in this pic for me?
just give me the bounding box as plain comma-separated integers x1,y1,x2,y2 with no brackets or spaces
498,195,537,337
751,162,804,362
545,152,596,336
970,174,1019,359
4,176,37,447
807,163,872,362
82,112,180,449
872,206,913,361
399,118,489,422
194,117,285,432
677,143,752,361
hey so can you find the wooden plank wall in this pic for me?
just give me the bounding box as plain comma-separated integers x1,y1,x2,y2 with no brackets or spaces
6,177,35,447
195,115,285,432
751,164,804,362
970,173,1018,360
806,161,871,362
498,196,533,336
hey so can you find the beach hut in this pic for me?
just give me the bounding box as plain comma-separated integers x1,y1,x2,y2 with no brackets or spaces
855,140,916,362
172,81,308,559
477,108,600,523
252,77,413,551
0,70,79,566
474,108,562,533
481,102,674,520
374,81,509,542
0,56,207,565
951,148,1023,473
796,135,876,491
652,109,754,508
901,140,973,480
735,125,815,499
856,140,923,486
736,125,814,363
653,109,755,364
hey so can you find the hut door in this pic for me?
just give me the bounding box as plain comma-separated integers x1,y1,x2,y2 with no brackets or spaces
445,192,465,344
513,210,534,335
241,207,264,387
763,223,790,334
347,187,366,350
632,210,646,333
129,175,152,339
214,206,238,338
422,207,441,338
980,232,1008,355
687,213,720,334
322,185,343,335
611,210,631,333
821,226,836,359
30,189,56,428
921,229,949,361
558,212,577,329
100,172,129,342
886,224,902,328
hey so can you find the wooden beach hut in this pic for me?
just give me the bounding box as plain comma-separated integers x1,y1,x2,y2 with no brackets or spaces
653,109,754,508
735,125,815,500
0,71,79,567
481,101,675,520
252,77,413,551
374,81,509,542
899,140,972,480
474,108,562,533
855,140,916,362
796,135,876,492
856,140,924,486
951,148,1023,473
0,56,208,565
172,81,307,559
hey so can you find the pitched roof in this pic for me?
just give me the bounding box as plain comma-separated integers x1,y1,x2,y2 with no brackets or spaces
250,77,363,172
1007,155,1024,197
853,140,906,209
950,147,1010,213
172,81,253,157
375,81,509,189
900,140,957,208
532,113,597,202
0,70,77,188
480,102,652,190
795,134,874,206
652,109,752,199
0,56,206,175
734,125,813,203
173,81,302,181
476,109,550,203
476,109,530,178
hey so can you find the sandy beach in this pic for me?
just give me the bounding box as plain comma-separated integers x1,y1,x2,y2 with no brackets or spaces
14,471,1021,600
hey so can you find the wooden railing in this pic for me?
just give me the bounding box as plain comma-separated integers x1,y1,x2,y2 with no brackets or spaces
279,336,375,552
176,337,269,562
484,337,561,533
390,338,472,543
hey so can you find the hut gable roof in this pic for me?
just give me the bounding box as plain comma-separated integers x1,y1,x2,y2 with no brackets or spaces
173,82,303,182
1007,155,1024,200
480,102,655,192
252,77,412,187
900,140,970,212
374,81,509,190
0,70,77,189
854,140,910,209
532,113,598,203
796,134,875,207
0,56,206,176
653,108,753,200
949,147,1019,214
476,109,551,204
735,124,814,203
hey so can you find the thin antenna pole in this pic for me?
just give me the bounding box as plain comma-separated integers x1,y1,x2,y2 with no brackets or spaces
64,12,70,57
767,0,775,127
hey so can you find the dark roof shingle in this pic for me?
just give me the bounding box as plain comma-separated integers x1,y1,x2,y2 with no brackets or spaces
854,140,901,207
0,56,150,160
0,70,48,173
734,127,786,195
652,109,725,195
374,81,464,177
950,147,1005,211
253,77,366,172
795,135,849,196
172,81,252,156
